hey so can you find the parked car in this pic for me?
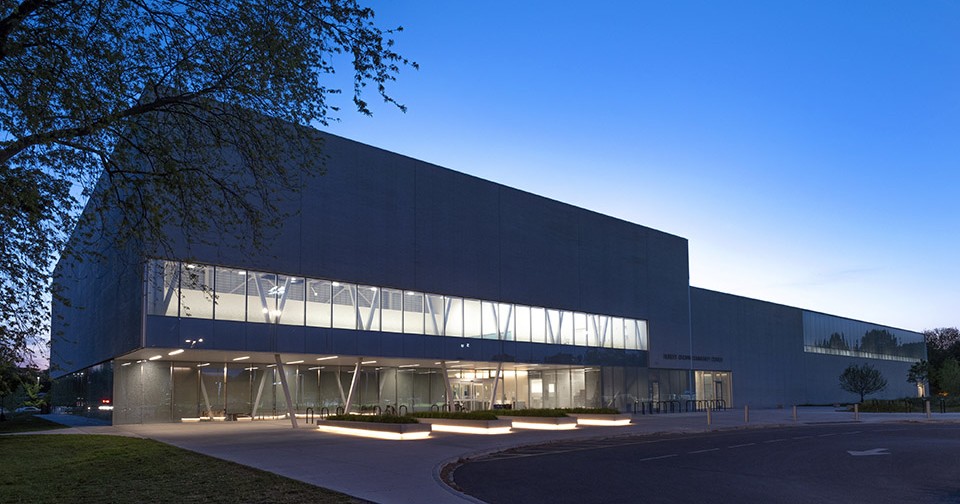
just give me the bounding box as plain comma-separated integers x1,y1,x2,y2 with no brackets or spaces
15,406,41,413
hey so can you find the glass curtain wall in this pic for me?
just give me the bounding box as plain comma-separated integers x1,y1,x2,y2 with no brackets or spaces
146,259,650,351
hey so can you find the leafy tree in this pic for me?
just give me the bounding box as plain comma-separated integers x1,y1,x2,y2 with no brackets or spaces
839,363,888,402
938,358,960,397
0,355,22,420
925,327,960,352
0,0,415,363
907,359,930,396
923,327,960,394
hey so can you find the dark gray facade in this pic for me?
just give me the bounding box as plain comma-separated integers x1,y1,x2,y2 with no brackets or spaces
50,128,925,423
690,288,921,406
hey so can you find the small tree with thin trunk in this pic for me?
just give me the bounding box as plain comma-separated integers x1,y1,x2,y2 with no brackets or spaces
839,363,888,402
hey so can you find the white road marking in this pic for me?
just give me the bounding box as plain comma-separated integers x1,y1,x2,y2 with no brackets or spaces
847,448,890,456
728,443,756,448
793,436,813,440
764,438,787,443
817,433,838,437
639,454,678,462
689,448,720,454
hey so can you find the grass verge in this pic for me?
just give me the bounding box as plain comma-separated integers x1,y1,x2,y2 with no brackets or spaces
0,414,67,434
0,435,360,503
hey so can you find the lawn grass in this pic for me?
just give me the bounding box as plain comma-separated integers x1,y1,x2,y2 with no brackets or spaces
0,414,67,434
0,435,360,504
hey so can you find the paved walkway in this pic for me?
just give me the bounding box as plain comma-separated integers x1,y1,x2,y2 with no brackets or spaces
33,408,960,504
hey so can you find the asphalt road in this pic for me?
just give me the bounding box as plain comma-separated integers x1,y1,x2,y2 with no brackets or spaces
453,423,960,504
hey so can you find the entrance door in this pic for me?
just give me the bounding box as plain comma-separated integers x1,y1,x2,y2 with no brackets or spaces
453,382,485,411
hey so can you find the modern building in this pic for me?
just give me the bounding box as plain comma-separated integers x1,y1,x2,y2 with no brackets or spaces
50,128,926,424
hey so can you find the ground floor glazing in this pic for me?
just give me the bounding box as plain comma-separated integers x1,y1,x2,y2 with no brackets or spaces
52,351,734,424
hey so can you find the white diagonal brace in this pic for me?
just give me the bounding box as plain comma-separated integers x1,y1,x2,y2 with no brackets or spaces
489,361,503,408
275,354,298,428
344,358,362,414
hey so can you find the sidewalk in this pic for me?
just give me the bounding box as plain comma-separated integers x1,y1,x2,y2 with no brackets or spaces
36,408,960,504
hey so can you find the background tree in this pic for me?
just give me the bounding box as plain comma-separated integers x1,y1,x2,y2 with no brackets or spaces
839,363,888,402
922,327,960,395
907,359,930,396
0,353,22,420
937,358,960,397
0,0,415,364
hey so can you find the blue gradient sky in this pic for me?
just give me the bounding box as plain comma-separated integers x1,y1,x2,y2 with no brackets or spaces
323,1,959,332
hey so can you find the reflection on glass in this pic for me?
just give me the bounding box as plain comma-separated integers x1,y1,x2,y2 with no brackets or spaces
803,311,924,361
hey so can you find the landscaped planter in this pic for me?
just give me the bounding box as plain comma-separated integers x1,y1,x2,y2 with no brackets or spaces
316,419,431,440
567,413,632,426
497,415,578,430
415,417,512,434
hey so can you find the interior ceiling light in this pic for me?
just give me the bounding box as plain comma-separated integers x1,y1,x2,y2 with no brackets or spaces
331,281,341,287
308,366,324,371
316,356,338,361
398,364,420,368
286,360,304,365
168,349,184,356
233,356,250,361
148,355,162,361
197,363,211,367
361,360,377,364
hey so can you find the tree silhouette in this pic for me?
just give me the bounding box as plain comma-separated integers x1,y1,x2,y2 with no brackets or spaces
839,363,887,402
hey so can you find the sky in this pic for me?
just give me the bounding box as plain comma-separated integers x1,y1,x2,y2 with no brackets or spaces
318,1,959,333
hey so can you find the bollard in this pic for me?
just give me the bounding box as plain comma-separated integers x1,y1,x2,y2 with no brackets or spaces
926,400,931,419
854,403,859,421
707,405,712,426
792,405,797,422
744,404,749,423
